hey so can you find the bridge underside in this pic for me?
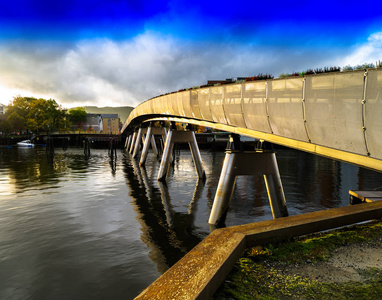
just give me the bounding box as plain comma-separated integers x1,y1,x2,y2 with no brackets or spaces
122,69,382,172
125,114,382,172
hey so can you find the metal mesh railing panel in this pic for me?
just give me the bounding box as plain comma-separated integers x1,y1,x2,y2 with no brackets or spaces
175,93,186,117
305,71,365,154
150,97,159,114
198,88,213,121
242,81,270,133
162,95,171,115
223,83,246,127
168,93,180,115
180,90,193,118
365,68,382,160
267,78,307,141
209,86,227,124
190,90,202,119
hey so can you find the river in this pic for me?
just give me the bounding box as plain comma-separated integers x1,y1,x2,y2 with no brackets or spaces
1,146,381,299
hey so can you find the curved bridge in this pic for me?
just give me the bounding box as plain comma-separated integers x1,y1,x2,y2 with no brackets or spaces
122,68,382,172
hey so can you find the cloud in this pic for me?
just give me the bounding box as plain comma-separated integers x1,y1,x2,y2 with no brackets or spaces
1,31,380,108
340,32,382,67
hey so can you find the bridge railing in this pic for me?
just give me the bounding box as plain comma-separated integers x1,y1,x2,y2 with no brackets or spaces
122,68,382,169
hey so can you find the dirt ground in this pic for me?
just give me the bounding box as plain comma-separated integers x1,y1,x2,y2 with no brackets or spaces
280,240,382,283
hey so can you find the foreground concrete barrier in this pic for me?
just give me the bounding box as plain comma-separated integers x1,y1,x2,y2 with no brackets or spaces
135,201,382,299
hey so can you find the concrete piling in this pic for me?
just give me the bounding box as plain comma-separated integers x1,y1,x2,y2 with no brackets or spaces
132,127,143,158
157,129,205,181
209,150,288,225
129,131,137,154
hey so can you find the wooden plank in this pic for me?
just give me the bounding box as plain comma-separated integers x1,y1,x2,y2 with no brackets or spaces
349,190,382,202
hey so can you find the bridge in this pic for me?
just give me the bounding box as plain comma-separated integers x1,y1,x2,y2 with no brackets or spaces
122,68,382,172
122,68,382,224
121,68,382,299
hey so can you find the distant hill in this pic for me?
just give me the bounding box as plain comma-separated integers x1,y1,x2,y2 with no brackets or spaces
84,106,134,123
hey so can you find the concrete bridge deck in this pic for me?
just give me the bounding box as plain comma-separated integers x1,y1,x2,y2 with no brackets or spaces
122,68,382,172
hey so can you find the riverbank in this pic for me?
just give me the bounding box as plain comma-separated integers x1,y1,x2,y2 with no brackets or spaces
214,220,382,299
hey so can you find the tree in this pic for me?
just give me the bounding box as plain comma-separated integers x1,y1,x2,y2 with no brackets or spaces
5,96,67,133
68,107,87,130
7,111,25,133
0,117,11,136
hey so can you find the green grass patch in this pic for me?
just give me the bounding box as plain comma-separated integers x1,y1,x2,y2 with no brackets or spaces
214,220,382,299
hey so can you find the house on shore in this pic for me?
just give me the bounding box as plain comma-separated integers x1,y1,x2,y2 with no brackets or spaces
85,113,120,134
85,114,103,131
101,114,120,134
0,103,6,115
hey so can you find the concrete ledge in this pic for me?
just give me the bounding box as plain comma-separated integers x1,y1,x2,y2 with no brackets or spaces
135,201,382,299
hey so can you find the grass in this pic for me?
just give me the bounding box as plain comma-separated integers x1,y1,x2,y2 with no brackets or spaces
214,220,382,299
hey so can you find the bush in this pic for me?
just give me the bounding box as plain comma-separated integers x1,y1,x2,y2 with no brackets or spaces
342,65,353,71
355,63,375,70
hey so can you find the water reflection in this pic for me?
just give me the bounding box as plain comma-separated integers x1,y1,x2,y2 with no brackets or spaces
123,154,206,273
1,146,382,299
0,148,161,300
0,148,68,193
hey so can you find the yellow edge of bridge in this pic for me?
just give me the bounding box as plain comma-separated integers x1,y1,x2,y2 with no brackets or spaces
144,116,382,173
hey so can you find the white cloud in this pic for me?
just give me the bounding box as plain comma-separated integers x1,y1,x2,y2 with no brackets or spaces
340,32,382,67
1,31,381,108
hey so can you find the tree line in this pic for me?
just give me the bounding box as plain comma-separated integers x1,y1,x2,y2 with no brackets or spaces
0,96,88,136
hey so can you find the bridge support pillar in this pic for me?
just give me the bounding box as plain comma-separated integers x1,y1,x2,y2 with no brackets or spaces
157,130,205,181
208,150,288,225
139,125,169,167
129,131,137,154
125,135,132,150
132,127,144,157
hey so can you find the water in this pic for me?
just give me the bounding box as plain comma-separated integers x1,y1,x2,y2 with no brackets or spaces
1,146,382,299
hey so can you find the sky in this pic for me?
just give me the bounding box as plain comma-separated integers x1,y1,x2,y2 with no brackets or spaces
0,1,382,108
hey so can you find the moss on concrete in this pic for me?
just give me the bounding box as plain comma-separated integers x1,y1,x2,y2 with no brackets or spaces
214,220,382,299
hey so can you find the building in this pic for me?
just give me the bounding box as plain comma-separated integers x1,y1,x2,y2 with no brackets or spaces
101,114,120,134
85,113,103,131
0,103,6,115
82,113,120,133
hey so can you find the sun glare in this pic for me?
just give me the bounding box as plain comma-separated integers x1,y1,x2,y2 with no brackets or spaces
0,175,14,196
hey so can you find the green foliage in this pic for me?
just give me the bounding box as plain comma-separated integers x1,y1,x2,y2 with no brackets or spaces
3,96,67,134
7,111,25,133
68,107,87,130
355,62,375,70
342,65,354,71
376,60,382,68
0,118,12,135
278,73,290,78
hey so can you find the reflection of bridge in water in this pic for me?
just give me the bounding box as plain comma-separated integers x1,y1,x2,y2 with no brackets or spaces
122,154,206,273
122,68,382,226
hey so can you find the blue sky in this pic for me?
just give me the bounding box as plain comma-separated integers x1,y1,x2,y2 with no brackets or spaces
0,0,382,107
